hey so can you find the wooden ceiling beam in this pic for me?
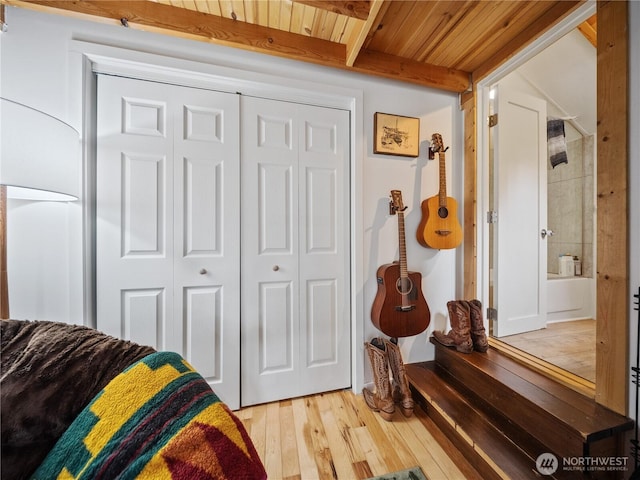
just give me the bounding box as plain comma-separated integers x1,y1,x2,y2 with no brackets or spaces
5,0,470,92
578,14,597,47
353,48,470,93
345,0,384,66
293,1,370,21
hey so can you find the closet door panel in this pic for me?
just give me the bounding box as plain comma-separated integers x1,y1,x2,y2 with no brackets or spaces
97,75,241,408
171,86,240,407
306,279,338,365
305,167,337,252
259,281,294,372
97,76,175,351
121,288,166,348
298,104,350,395
259,164,293,253
183,285,222,382
182,157,221,255
241,98,300,405
241,96,350,406
122,154,166,255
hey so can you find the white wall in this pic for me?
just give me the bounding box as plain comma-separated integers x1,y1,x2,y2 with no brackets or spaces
515,29,597,140
0,6,462,386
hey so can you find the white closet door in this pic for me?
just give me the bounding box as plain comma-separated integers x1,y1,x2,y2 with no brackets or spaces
96,74,241,408
240,96,351,406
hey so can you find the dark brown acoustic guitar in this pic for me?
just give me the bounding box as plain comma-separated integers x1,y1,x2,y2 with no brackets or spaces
417,133,463,249
371,190,430,338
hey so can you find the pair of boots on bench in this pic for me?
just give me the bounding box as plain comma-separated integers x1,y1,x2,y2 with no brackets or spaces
363,337,413,422
433,299,488,354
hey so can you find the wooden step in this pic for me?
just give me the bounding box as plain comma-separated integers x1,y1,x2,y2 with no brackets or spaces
431,340,633,458
408,361,547,479
406,341,634,479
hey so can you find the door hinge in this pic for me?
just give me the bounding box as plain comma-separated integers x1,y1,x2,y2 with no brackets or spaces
487,211,498,224
488,113,498,127
487,308,498,321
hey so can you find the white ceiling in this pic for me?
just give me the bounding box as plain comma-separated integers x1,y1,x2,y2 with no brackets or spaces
516,29,597,139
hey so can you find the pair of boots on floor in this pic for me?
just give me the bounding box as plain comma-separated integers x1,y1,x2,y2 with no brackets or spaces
433,299,488,354
363,337,413,422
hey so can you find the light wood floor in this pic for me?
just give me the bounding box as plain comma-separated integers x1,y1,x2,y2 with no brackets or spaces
237,389,481,480
498,319,596,382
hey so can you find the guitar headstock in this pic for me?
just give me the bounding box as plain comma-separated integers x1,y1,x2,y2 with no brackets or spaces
389,190,407,214
431,133,446,153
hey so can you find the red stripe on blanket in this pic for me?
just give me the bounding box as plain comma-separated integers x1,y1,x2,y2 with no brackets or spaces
95,377,212,479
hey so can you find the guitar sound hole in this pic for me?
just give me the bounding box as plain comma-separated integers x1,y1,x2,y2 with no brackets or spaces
396,277,413,295
438,206,449,219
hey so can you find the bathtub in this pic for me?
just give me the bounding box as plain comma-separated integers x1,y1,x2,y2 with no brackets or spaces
547,275,596,322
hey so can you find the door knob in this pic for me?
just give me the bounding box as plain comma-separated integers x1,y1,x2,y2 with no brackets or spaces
540,229,554,239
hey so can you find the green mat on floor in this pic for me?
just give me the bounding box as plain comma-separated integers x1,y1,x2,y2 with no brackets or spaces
367,466,428,480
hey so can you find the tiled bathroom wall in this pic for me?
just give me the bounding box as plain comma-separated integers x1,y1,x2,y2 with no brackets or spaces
547,134,595,277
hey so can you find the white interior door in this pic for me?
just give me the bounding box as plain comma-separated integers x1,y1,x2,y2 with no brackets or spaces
96,74,241,408
492,86,548,337
240,96,351,406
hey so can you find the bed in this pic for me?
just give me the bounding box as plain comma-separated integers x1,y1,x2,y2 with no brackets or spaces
0,319,266,480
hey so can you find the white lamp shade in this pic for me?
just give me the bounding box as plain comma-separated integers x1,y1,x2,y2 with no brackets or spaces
0,98,80,201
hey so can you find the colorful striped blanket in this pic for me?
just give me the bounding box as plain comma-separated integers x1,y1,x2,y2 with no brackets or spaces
31,352,266,480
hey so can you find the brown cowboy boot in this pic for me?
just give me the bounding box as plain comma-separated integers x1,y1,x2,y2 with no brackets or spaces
362,338,395,421
383,338,414,417
432,300,473,353
468,299,489,352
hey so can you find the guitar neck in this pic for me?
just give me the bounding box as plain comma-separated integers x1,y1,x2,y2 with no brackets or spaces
398,211,408,279
438,151,447,205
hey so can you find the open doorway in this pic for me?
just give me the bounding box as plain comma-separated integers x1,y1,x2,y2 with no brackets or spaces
470,0,629,415
477,6,598,387
490,26,596,382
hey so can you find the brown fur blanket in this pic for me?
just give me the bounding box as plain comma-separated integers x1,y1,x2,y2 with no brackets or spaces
1,319,155,480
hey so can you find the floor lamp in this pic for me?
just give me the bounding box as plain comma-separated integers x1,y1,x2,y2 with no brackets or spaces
0,97,80,320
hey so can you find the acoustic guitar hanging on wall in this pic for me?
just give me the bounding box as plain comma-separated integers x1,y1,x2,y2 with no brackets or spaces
417,133,463,249
371,190,430,338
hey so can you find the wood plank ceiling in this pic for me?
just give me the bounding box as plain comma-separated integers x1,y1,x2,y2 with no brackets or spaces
2,0,591,92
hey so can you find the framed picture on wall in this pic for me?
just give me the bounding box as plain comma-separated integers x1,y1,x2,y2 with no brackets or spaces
374,112,420,157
